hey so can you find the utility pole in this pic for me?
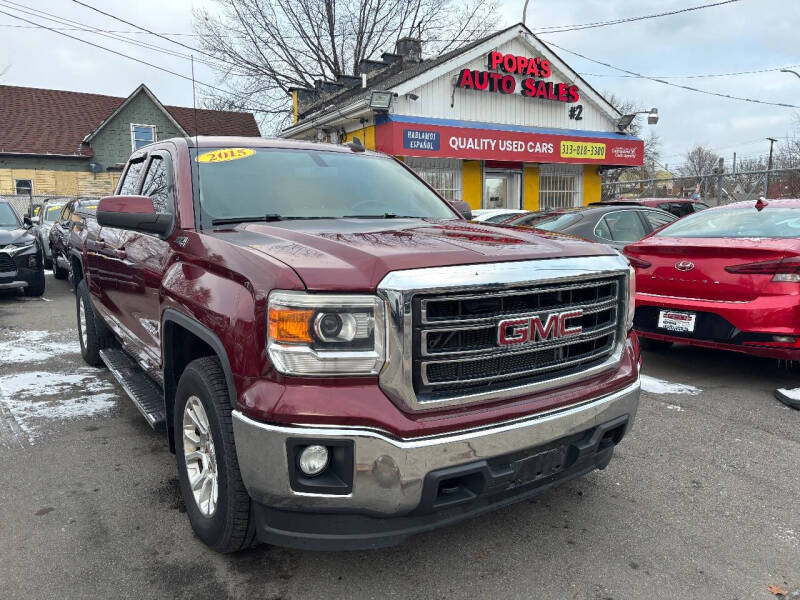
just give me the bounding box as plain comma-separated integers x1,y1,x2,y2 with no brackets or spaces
765,137,777,198
714,157,724,206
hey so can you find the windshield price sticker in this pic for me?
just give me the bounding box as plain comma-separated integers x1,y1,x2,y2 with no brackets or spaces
197,148,255,163
560,141,606,160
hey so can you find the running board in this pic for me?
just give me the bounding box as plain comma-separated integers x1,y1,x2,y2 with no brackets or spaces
100,348,166,433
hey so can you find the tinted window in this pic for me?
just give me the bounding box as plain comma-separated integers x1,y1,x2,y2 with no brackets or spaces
692,203,709,212
533,213,583,231
60,203,73,221
44,204,64,222
484,212,518,223
603,211,647,242
594,217,612,239
141,155,174,215
656,206,800,238
195,148,456,222
0,203,20,228
642,210,676,230
120,159,145,195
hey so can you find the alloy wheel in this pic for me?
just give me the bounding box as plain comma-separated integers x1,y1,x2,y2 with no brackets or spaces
182,396,218,517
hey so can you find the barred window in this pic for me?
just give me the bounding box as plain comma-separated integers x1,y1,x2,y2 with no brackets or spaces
405,158,462,201
539,164,583,209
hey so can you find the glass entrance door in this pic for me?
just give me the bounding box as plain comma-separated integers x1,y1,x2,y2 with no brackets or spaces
484,171,521,209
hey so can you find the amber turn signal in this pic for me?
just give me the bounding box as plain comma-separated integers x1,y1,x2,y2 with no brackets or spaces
268,307,314,343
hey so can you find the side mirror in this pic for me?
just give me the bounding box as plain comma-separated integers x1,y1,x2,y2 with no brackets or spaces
23,216,33,228
97,195,172,236
450,200,473,220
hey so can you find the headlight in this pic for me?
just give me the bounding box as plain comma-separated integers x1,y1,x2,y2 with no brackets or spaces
1,240,35,256
626,266,636,330
267,291,386,376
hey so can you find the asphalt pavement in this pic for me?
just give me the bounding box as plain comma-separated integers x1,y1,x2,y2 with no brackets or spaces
1,273,798,600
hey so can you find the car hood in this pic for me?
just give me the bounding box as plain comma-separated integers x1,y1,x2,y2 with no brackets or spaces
0,227,33,246
211,218,616,291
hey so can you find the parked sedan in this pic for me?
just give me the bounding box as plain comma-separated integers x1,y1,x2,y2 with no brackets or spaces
593,198,709,217
36,199,66,269
48,198,98,281
0,200,45,296
529,205,677,251
624,199,800,363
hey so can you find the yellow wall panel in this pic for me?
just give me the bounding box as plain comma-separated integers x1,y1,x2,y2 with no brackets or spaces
461,160,482,210
343,125,376,150
582,164,602,206
0,171,13,194
54,172,79,196
523,165,539,211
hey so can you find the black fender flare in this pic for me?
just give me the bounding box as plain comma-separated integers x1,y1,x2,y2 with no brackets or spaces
160,309,238,452
160,308,238,406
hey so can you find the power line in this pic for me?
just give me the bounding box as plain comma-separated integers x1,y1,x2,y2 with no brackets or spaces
532,0,743,34
0,8,283,115
544,40,800,109
578,63,800,80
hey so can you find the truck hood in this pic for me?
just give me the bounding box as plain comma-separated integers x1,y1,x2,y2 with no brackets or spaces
211,218,617,291
0,227,34,246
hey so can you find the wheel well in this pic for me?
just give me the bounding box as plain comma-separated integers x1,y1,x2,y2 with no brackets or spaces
162,322,218,452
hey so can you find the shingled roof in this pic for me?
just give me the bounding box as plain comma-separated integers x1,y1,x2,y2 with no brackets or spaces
0,84,260,157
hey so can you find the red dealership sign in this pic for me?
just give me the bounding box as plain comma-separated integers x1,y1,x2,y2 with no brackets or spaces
376,118,644,166
456,52,580,104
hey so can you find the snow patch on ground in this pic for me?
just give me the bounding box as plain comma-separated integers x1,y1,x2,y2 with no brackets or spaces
0,329,80,363
665,404,686,412
641,374,702,396
776,388,800,401
0,369,118,439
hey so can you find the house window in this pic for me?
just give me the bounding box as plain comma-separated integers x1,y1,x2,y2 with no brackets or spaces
539,164,583,209
14,179,33,196
405,158,462,201
131,124,156,150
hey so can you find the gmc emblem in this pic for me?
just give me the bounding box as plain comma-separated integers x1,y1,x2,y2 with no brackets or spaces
497,310,584,347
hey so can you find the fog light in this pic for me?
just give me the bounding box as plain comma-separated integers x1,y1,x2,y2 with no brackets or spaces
298,445,329,476
773,335,796,344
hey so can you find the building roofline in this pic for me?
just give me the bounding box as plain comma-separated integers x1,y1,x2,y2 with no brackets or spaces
83,83,188,143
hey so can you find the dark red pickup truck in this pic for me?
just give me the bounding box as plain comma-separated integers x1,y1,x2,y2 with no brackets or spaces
74,136,640,552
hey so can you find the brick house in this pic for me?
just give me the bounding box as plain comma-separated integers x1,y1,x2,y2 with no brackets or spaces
0,83,260,197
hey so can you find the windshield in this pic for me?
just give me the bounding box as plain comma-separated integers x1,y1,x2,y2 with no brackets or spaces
533,212,583,232
656,206,800,238
193,147,457,224
44,204,64,222
0,203,20,229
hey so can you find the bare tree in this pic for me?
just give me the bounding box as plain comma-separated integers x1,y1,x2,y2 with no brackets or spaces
678,145,721,180
194,0,499,132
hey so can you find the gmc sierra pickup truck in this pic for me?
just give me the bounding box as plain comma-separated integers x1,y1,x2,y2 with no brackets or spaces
75,136,640,553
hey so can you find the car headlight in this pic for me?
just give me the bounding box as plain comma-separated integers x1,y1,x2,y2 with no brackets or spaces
267,291,386,376
626,266,636,330
1,240,35,256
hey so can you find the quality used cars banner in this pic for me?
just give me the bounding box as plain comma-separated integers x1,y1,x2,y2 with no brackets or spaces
375,116,644,166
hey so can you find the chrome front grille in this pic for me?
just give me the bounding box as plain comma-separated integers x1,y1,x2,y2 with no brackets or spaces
377,256,631,412
413,278,620,396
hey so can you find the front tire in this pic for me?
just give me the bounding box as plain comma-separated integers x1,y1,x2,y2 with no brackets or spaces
53,258,68,280
76,279,111,366
175,357,255,553
24,270,45,297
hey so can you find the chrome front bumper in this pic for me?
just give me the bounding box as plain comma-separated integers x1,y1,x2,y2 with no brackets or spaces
232,378,640,515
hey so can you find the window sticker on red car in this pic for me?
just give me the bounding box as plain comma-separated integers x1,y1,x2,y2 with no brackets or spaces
196,148,255,163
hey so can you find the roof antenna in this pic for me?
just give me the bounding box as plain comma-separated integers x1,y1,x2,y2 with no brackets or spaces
348,136,365,152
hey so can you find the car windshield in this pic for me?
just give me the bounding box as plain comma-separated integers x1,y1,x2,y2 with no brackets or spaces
194,147,456,223
44,204,64,222
656,206,800,238
483,212,520,223
532,212,583,232
0,203,20,229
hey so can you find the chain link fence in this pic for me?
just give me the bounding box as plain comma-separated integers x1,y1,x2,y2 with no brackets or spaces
602,167,800,205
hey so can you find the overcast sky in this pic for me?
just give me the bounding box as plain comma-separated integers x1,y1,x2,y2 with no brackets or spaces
1,0,798,169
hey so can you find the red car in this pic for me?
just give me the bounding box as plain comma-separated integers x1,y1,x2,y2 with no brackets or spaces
624,199,800,363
